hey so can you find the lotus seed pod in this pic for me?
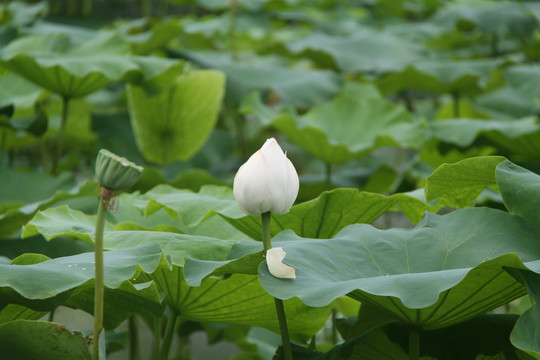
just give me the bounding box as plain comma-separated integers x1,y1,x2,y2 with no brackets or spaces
95,149,143,190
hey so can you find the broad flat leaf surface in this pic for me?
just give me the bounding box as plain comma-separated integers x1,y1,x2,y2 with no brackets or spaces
223,188,436,241
382,314,532,360
376,58,500,96
510,271,540,355
433,1,538,36
285,31,425,73
258,207,540,330
22,206,330,341
476,86,540,119
0,242,163,299
0,253,71,313
243,84,425,164
288,328,418,360
135,185,435,242
505,65,540,105
0,320,91,359
172,49,342,107
496,161,540,230
0,304,45,324
425,156,506,207
0,72,42,116
429,118,540,147
0,249,162,328
151,267,330,342
0,179,96,239
22,205,242,266
0,169,75,208
127,70,225,164
64,280,162,329
0,32,184,97
134,184,244,226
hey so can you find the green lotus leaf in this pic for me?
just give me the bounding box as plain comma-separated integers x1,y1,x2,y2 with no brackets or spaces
0,32,184,98
64,280,162,329
510,271,540,355
21,205,329,340
476,86,540,119
0,304,46,325
0,253,70,321
504,65,540,108
382,314,534,360
0,72,43,117
127,69,225,165
0,175,95,239
433,1,537,36
425,156,506,208
0,250,162,329
0,242,163,299
117,17,183,55
496,160,540,229
285,31,425,73
223,188,437,241
151,266,330,342
376,58,500,96
133,184,434,241
429,117,540,147
288,328,414,360
170,49,342,107
21,205,246,266
242,84,425,164
0,320,91,360
258,207,540,330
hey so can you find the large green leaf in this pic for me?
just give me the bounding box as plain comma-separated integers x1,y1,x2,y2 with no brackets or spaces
376,58,500,96
223,188,436,241
64,280,162,329
433,1,537,36
284,31,425,73
382,315,534,360
243,84,425,164
506,65,540,106
0,250,162,329
425,156,506,207
510,271,540,355
135,184,243,226
0,32,185,98
258,207,540,330
0,304,45,325
22,205,242,265
287,328,414,360
117,17,183,55
0,253,70,326
496,161,540,229
0,320,91,359
22,205,330,341
0,178,96,239
0,169,75,208
127,69,225,165
0,71,43,117
476,86,540,119
134,184,434,242
429,118,540,147
170,49,343,107
152,267,330,342
0,242,163,299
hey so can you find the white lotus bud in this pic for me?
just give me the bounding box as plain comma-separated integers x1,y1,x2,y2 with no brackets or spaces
233,138,299,215
266,247,296,279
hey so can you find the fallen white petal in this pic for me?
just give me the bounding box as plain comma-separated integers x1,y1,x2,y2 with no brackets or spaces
266,247,296,279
